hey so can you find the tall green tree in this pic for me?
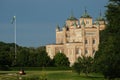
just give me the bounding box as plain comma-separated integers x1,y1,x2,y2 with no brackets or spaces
0,42,15,70
16,48,29,67
53,52,70,67
36,50,51,67
73,56,93,76
94,0,120,79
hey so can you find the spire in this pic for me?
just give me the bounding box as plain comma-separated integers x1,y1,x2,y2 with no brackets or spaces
85,7,87,15
67,10,78,21
96,10,105,21
100,9,102,17
56,24,60,31
71,9,74,18
81,7,91,18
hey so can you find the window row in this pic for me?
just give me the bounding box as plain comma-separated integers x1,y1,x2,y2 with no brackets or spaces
76,49,96,55
85,39,96,44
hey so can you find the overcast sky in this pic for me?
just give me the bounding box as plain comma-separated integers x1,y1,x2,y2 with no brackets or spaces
0,0,108,47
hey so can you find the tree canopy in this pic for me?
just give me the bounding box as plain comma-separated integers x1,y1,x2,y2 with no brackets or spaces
53,52,70,67
94,0,120,79
0,42,52,70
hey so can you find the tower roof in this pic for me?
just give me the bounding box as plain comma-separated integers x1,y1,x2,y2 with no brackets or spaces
96,11,105,21
81,9,92,18
67,16,78,21
67,11,78,21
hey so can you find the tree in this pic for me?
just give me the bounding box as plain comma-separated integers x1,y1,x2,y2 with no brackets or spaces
53,52,70,67
36,50,51,67
0,42,52,67
0,42,14,70
16,48,29,67
94,0,120,79
73,56,93,76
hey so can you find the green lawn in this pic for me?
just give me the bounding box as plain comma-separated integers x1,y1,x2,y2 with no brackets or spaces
0,70,104,80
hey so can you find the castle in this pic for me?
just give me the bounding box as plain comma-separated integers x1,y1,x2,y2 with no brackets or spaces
46,10,106,66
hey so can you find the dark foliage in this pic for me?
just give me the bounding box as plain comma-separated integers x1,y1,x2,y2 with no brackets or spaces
73,56,93,76
94,0,120,79
53,52,70,67
0,41,52,70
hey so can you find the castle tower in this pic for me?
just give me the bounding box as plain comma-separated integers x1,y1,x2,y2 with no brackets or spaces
66,12,78,29
95,11,106,30
80,9,92,27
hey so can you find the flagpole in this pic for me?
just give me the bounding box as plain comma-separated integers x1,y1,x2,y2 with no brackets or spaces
14,16,17,60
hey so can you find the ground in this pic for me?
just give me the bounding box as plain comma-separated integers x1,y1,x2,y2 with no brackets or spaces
0,70,105,80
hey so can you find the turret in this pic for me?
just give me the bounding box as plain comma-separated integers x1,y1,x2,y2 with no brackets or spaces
80,9,92,27
62,24,67,43
56,24,60,32
95,11,106,30
66,12,78,29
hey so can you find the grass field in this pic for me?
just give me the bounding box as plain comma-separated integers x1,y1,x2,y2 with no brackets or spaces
0,70,105,80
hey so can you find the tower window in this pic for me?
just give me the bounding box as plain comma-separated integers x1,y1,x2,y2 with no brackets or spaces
86,21,89,24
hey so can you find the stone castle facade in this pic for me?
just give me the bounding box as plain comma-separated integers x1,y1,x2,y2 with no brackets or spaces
46,10,106,66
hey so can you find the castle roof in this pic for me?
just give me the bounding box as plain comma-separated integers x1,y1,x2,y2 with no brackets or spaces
81,9,92,18
96,16,105,21
67,11,78,21
96,11,105,21
67,15,78,21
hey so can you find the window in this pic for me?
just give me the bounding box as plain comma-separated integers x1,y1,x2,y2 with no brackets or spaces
93,50,96,54
93,39,95,44
93,49,96,56
76,48,81,54
85,49,88,54
76,48,79,54
59,49,62,53
86,21,89,24
85,39,88,44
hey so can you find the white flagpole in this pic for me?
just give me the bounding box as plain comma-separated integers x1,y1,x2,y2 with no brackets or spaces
14,16,17,60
